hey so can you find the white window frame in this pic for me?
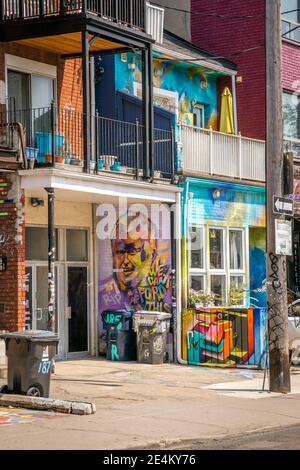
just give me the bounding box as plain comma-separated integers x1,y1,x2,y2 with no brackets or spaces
133,81,179,114
188,225,247,307
193,104,205,128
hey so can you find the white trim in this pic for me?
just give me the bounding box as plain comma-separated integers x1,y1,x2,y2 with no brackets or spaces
5,54,57,79
133,81,179,112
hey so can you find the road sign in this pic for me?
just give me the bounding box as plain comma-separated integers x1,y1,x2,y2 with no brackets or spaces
275,219,292,256
273,196,294,216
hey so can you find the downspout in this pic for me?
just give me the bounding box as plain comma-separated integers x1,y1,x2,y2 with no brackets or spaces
232,74,239,135
177,181,189,365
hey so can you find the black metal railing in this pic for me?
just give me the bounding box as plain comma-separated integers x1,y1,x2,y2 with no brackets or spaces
95,115,174,179
0,0,146,30
0,106,175,179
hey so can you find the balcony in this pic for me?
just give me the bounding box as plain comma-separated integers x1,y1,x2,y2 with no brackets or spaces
181,125,265,182
0,106,175,180
0,1,164,52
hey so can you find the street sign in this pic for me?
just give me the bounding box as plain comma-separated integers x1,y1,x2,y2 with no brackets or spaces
273,196,294,216
275,219,292,256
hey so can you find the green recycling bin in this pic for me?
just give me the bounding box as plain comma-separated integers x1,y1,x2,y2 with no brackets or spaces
102,310,136,361
0,330,59,398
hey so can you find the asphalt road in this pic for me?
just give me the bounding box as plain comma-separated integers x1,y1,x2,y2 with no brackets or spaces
169,424,300,450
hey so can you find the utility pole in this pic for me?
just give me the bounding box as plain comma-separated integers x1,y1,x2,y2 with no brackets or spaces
266,0,291,393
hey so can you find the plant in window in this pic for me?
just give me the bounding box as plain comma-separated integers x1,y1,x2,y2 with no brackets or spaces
188,289,217,308
228,284,246,306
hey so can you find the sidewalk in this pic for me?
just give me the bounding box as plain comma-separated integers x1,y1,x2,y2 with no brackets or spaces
1,358,300,450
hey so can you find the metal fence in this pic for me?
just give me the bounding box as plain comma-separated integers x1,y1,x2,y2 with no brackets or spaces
181,125,265,182
0,106,174,178
0,0,146,30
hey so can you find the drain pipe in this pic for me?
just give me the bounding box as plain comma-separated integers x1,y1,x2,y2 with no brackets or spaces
176,184,188,365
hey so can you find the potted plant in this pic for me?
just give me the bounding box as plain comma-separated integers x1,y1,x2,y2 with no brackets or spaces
188,289,217,309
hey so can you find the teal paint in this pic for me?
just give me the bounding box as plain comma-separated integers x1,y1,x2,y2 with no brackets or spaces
111,344,120,361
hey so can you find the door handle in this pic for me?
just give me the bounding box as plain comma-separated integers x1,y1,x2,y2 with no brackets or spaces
65,306,72,319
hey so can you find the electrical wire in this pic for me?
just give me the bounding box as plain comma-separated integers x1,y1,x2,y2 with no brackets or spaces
151,2,262,19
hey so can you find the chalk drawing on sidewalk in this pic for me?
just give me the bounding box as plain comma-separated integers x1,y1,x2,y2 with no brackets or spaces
0,407,65,426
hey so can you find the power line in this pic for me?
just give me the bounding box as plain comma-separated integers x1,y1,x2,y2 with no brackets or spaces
152,2,262,19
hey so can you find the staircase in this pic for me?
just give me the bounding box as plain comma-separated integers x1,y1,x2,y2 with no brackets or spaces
0,123,27,170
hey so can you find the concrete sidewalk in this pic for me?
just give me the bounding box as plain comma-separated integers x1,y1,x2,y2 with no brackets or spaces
1,358,300,450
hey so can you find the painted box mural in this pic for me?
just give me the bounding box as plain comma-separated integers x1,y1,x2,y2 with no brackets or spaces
97,205,172,343
182,308,267,367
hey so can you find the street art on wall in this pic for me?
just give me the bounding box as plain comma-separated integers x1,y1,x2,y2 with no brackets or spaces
115,53,218,129
98,207,172,338
182,308,267,367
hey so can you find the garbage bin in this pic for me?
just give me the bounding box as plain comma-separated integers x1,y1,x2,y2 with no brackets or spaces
101,310,136,361
0,330,59,398
133,311,171,364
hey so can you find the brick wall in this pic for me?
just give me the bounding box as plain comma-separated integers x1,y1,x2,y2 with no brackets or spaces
0,44,84,331
191,0,266,141
0,173,25,332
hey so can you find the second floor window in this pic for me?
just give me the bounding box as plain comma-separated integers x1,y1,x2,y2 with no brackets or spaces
282,0,300,42
283,92,300,140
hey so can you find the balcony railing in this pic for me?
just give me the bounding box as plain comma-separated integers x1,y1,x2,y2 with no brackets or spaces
284,137,300,160
146,2,164,44
0,106,174,179
0,0,147,31
181,125,265,182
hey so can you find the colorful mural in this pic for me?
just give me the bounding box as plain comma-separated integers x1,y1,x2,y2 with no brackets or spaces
0,407,64,426
98,207,172,340
181,179,266,308
182,308,267,367
115,52,218,129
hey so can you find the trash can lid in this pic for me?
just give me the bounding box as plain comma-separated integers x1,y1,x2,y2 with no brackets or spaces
134,311,171,320
0,330,59,342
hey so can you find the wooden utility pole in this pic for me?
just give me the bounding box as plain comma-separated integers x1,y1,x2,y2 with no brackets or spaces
266,0,291,393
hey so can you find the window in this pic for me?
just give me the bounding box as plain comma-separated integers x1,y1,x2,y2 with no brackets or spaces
26,227,58,261
283,92,300,140
66,229,88,262
282,0,300,42
189,225,246,306
193,104,205,128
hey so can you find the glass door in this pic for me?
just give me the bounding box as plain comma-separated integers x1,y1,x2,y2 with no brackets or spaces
67,266,88,353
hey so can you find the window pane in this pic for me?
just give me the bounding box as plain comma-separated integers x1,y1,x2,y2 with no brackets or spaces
281,0,299,22
67,229,88,262
26,227,58,261
283,92,300,139
211,275,226,305
229,230,243,270
229,276,245,306
190,275,204,292
209,229,224,269
189,225,204,269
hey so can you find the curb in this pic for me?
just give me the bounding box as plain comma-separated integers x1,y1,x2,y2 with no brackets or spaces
0,394,96,415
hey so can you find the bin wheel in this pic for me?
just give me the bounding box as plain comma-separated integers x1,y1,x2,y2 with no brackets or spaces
0,385,9,394
26,386,41,397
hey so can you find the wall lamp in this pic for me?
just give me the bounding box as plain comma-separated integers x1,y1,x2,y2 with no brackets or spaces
30,198,44,208
213,189,221,200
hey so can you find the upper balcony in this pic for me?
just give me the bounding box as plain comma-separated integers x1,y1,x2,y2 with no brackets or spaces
0,1,163,55
181,125,265,183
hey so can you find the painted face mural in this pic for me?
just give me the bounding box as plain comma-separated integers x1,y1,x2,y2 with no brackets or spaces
98,209,172,338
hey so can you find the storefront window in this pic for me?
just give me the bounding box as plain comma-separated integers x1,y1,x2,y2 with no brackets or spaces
188,226,247,306
229,230,244,270
66,229,88,262
209,228,224,269
211,275,226,306
26,227,58,261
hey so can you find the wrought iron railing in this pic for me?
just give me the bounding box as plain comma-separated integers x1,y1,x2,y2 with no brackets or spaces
0,106,174,179
0,0,147,31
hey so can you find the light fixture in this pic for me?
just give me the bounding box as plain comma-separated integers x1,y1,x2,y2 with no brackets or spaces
30,198,44,207
213,189,221,200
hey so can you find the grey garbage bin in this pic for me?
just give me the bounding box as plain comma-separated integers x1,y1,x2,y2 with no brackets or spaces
0,330,59,398
133,311,171,364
